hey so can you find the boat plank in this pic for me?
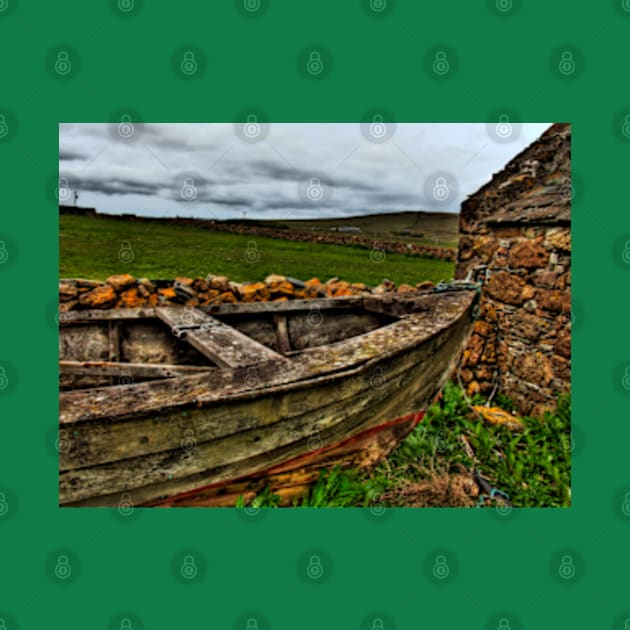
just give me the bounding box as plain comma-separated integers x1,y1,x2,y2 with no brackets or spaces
155,307,286,369
148,412,422,507
59,360,214,379
59,357,415,471
60,297,366,324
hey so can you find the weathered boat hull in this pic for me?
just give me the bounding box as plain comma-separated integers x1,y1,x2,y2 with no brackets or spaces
59,290,477,507
147,411,425,507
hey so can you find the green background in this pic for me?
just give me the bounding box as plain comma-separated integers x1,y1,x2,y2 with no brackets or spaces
0,0,628,628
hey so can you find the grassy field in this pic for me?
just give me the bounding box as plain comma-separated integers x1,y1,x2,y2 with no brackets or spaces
60,214,454,285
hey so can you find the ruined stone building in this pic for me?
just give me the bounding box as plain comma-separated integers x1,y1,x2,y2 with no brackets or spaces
455,123,571,416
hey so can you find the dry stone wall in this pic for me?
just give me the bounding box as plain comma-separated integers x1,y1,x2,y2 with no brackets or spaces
59,273,436,312
455,123,571,417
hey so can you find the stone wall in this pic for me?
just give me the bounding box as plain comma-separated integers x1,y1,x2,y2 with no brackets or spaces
455,123,571,417
59,273,436,312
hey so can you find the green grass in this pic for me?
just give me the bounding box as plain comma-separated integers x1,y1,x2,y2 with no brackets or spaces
374,382,571,508
240,382,571,508
60,214,454,286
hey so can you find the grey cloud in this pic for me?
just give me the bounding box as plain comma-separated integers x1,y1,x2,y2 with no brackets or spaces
59,149,88,161
58,123,552,219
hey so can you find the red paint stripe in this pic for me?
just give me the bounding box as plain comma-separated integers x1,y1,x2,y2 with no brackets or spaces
267,409,425,473
152,409,425,505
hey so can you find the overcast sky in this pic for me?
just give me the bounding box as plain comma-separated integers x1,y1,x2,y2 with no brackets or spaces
58,122,551,220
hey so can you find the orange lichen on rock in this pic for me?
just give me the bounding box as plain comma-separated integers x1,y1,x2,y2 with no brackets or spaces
79,285,117,308
117,287,145,308
106,274,136,291
158,287,177,299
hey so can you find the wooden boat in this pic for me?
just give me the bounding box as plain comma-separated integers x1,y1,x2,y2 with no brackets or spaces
58,288,478,507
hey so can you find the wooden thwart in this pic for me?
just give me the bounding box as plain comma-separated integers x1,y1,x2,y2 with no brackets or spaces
155,307,286,369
